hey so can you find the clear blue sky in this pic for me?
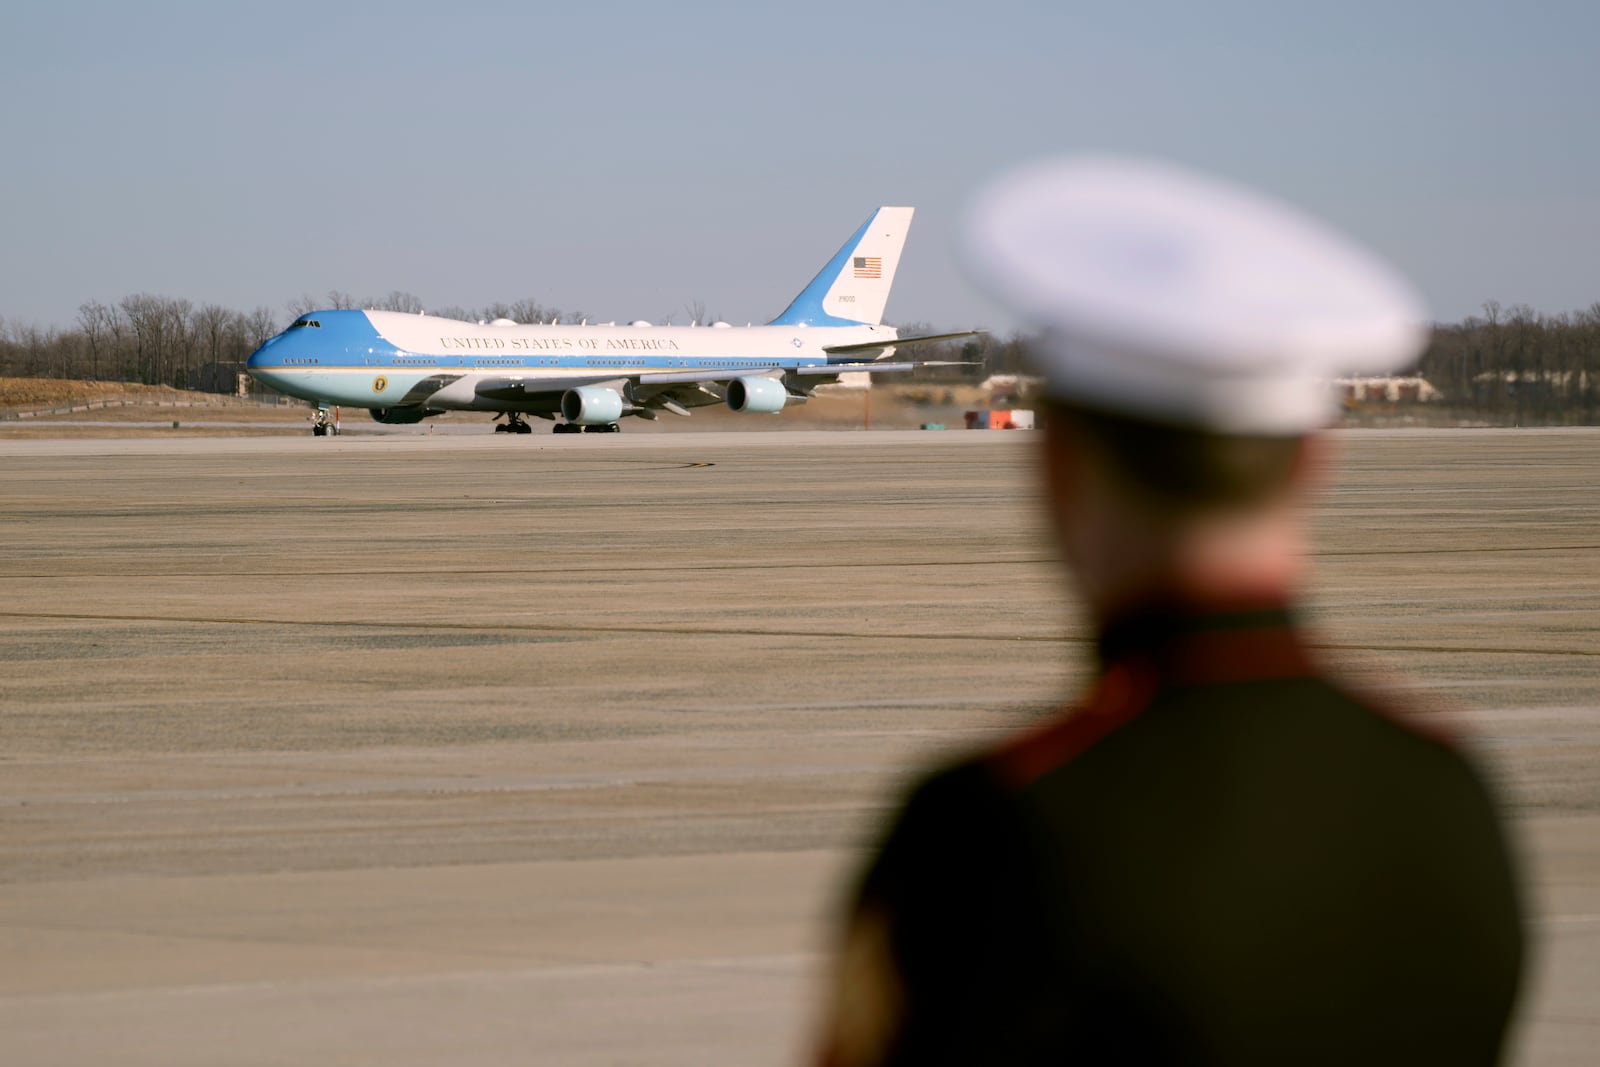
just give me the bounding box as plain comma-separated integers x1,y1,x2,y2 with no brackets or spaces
3,0,1596,333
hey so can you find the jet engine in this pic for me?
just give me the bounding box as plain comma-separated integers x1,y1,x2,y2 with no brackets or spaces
725,376,787,414
561,386,626,425
368,406,435,424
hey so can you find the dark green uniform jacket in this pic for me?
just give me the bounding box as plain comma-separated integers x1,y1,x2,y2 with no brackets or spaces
849,600,1524,1066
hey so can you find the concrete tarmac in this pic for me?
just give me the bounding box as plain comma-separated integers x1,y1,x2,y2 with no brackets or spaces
1,429,1597,1064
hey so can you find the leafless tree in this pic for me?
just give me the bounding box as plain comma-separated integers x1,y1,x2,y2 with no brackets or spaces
370,290,424,313
120,293,168,385
287,290,356,317
77,300,117,380
195,303,234,369
244,306,279,348
164,297,196,387
508,298,561,324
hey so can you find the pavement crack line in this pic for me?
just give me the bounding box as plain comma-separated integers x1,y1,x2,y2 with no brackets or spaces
0,609,1062,644
6,542,1600,585
0,557,1060,580
1,610,1598,657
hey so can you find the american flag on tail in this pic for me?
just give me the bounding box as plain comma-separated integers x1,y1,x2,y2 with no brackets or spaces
853,256,882,279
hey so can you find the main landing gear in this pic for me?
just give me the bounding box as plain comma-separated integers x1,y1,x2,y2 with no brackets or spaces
494,413,535,434
552,422,621,434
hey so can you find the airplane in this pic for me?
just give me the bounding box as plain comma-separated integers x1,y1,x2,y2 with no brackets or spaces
245,206,977,435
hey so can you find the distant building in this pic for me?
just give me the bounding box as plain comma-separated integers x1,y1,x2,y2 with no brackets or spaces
1335,376,1442,404
188,362,250,396
981,374,1044,404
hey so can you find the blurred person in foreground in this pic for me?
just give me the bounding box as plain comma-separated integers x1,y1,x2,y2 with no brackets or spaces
814,157,1524,1066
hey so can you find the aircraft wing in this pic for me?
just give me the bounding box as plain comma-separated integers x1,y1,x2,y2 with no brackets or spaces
473,372,728,417
473,373,636,399
395,373,465,404
821,330,986,356
377,349,977,410
791,362,919,376
639,362,956,386
391,360,973,421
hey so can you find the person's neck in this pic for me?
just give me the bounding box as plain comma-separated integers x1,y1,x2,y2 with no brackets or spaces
1076,505,1305,626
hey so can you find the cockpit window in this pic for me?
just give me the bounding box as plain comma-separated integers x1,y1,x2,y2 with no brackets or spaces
288,318,322,329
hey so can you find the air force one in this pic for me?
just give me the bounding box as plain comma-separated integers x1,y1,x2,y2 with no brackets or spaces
246,207,976,435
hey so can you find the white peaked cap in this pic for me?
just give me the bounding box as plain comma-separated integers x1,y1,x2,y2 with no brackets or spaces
964,156,1431,434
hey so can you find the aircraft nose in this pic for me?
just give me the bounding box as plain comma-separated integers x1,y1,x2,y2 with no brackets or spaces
246,336,288,380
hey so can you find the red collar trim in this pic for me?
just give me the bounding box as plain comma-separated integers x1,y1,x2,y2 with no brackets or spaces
991,660,1158,790
992,610,1318,790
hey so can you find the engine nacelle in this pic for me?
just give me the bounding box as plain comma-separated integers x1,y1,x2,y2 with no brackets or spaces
368,406,435,424
561,385,625,425
726,375,788,414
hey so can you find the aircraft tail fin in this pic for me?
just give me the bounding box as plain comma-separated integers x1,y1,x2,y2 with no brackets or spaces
769,206,914,327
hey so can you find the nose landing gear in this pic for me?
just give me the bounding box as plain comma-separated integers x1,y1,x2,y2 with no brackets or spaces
311,406,341,436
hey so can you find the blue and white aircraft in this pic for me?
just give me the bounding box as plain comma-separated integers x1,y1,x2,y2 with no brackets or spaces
247,207,974,434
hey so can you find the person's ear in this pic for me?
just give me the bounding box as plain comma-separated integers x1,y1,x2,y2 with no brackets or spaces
1041,414,1080,516
1290,431,1337,497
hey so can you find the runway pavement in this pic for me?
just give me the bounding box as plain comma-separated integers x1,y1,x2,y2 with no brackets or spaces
2,429,1597,1064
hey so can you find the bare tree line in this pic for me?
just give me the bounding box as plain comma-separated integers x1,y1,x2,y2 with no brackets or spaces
4,292,1599,423
906,304,1600,424
0,291,584,388
0,297,281,387
1415,302,1600,424
289,290,583,327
